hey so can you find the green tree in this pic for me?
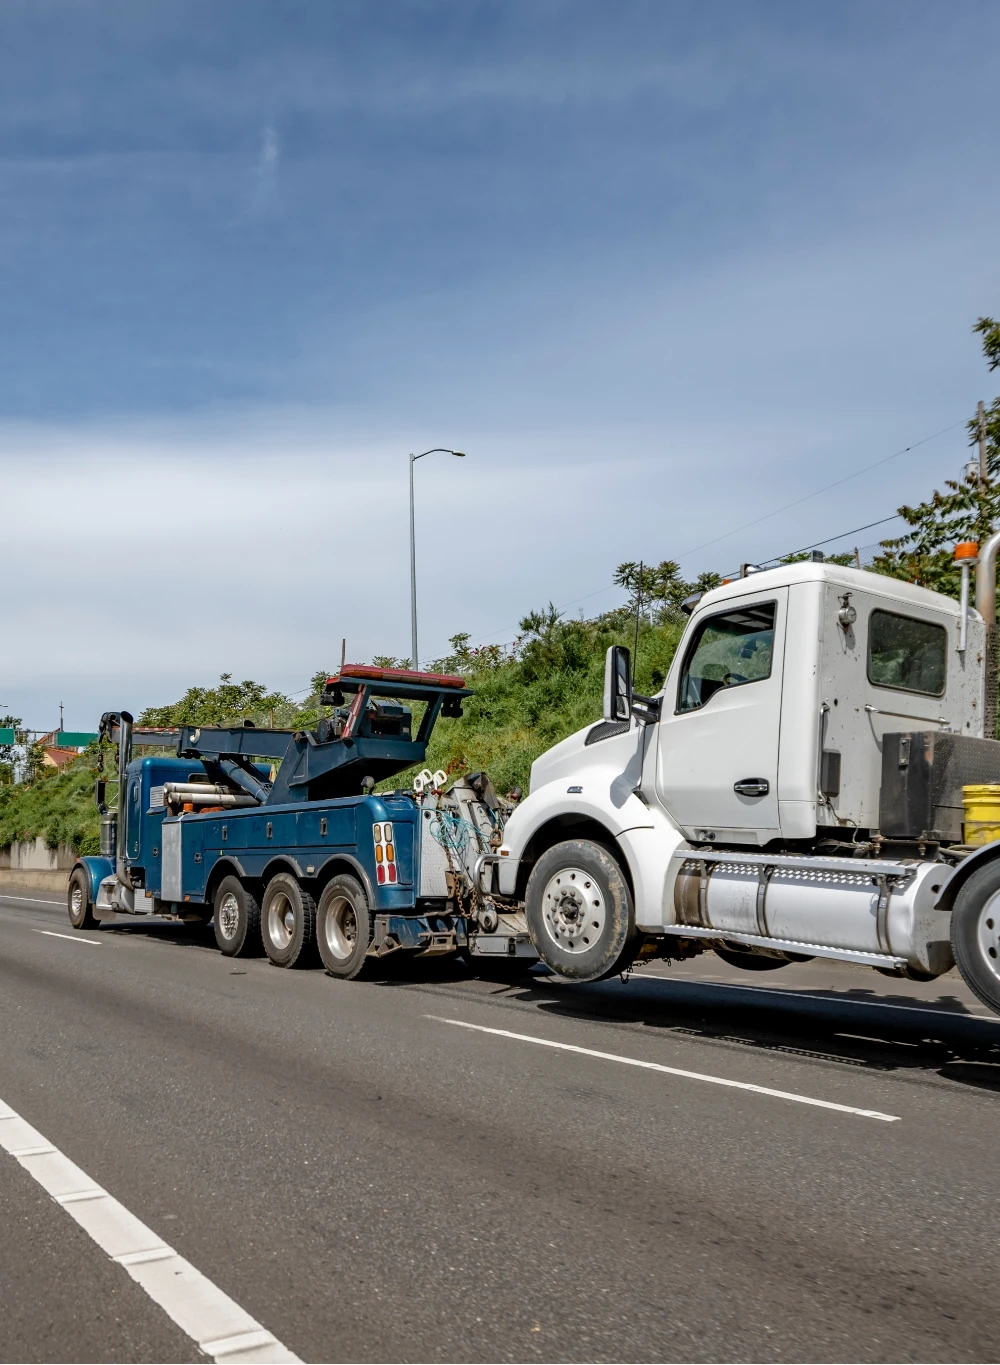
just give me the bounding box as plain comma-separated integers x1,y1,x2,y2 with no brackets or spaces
0,714,21,785
873,316,1000,598
613,560,722,621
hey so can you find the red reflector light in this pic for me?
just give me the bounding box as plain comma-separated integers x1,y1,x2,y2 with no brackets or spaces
387,864,397,883
377,864,386,884
327,664,466,689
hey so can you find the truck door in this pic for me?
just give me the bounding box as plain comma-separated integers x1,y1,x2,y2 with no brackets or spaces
655,589,786,844
126,775,142,860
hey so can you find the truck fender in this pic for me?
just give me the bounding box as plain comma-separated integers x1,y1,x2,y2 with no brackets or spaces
73,856,115,903
934,842,1000,912
260,851,375,906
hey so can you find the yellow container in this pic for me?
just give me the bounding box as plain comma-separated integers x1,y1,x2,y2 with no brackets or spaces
962,784,1000,846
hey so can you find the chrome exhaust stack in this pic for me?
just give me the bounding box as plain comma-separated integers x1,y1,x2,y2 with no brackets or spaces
975,531,1000,737
98,710,134,887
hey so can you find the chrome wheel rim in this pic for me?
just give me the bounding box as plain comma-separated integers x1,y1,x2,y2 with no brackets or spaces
218,891,241,942
976,891,1000,983
540,867,605,954
70,884,83,922
267,892,295,950
323,895,358,962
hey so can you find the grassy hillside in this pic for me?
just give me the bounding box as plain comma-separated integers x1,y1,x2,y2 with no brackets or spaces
0,753,101,856
0,609,684,856
408,611,683,793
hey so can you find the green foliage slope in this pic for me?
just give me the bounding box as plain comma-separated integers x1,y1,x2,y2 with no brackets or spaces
0,753,101,856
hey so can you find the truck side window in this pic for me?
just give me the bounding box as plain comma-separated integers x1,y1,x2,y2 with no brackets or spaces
676,601,776,713
867,609,946,697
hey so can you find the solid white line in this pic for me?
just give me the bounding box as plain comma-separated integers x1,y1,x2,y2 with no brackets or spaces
0,894,65,905
639,972,1000,1024
0,1097,301,1363
428,1016,901,1122
34,929,100,946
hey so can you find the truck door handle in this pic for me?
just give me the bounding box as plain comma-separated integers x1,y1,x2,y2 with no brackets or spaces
734,778,769,797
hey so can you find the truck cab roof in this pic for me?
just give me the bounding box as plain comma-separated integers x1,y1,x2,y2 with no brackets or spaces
696,561,972,621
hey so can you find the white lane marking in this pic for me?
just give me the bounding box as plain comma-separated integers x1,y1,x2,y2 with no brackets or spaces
34,930,100,946
0,1098,301,1363
0,894,65,905
638,972,1000,1024
428,1016,901,1122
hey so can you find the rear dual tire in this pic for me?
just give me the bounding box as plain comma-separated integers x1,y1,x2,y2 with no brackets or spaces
261,873,318,968
213,875,263,958
316,875,373,979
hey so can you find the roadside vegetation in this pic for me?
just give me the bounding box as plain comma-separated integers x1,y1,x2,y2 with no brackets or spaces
3,314,998,857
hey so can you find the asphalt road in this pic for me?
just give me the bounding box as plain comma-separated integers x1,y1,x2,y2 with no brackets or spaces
2,887,999,1364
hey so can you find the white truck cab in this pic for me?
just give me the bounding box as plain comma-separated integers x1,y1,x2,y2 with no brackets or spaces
498,553,1000,1016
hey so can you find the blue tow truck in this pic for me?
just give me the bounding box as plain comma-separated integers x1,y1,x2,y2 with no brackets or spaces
67,666,535,977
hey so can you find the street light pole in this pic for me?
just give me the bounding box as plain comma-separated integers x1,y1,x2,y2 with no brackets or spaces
408,447,465,669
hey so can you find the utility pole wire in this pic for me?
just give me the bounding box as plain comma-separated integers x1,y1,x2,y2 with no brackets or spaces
457,416,964,654
675,417,966,562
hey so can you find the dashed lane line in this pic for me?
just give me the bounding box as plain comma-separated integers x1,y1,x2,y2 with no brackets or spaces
428,1015,901,1122
34,929,101,946
0,1097,301,1363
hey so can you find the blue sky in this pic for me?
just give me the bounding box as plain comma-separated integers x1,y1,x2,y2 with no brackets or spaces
2,0,999,727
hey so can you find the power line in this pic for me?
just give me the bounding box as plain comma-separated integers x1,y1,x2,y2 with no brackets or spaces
456,415,964,653
721,513,903,576
674,417,964,562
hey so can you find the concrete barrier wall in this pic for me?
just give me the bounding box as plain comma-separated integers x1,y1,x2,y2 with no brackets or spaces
0,839,78,872
0,867,69,891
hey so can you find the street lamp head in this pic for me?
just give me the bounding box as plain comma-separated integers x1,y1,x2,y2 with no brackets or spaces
452,451,466,458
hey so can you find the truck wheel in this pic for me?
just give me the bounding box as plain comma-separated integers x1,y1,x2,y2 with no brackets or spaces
525,839,638,982
950,861,1000,1016
261,873,318,968
67,868,98,930
213,875,263,958
316,875,373,979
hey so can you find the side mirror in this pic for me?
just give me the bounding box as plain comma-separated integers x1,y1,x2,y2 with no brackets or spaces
603,645,632,723
94,779,106,809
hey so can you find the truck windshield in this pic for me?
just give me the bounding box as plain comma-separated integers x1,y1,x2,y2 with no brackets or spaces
676,601,776,713
867,609,947,696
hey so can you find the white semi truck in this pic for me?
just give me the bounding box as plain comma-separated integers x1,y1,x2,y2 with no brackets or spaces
493,535,1000,1017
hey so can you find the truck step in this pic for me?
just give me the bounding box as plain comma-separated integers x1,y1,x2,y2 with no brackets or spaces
657,923,907,970
672,849,914,881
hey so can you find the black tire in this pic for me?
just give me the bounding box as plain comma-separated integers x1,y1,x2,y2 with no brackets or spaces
213,875,263,958
950,861,1000,1016
525,839,638,982
67,867,98,930
714,946,791,972
261,873,318,968
316,875,373,979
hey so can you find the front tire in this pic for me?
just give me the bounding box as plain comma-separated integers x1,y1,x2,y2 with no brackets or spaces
67,868,98,930
316,875,373,979
950,861,1000,1016
261,873,317,968
213,875,263,958
525,839,638,982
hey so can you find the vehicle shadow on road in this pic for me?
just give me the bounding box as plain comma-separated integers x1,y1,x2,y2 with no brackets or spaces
444,966,1000,1096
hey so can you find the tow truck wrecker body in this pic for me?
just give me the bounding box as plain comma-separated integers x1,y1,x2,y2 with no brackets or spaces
68,667,533,974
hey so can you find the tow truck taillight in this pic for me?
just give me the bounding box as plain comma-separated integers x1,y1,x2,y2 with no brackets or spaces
373,822,397,884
